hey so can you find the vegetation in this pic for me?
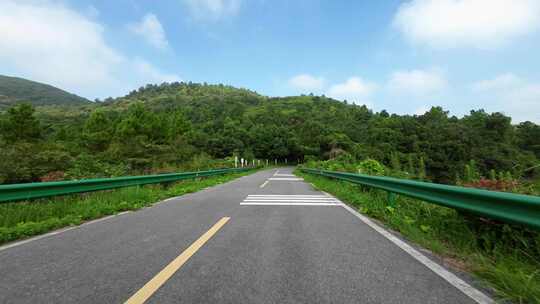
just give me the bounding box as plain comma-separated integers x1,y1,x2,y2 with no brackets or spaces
0,170,255,245
298,158,540,303
0,75,89,109
1,81,539,187
1,78,539,301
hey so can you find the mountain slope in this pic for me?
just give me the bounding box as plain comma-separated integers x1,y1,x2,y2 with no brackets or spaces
0,75,90,109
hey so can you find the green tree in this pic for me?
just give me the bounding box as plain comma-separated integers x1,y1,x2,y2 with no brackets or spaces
83,109,113,152
0,104,41,143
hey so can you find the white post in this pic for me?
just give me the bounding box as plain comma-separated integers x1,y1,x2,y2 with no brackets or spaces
266,159,269,167
235,156,238,168
241,158,244,168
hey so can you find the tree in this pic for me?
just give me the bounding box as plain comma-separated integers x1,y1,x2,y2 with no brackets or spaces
0,103,41,143
83,109,113,152
516,121,540,158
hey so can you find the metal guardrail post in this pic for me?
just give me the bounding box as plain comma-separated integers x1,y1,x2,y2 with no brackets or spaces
387,192,396,206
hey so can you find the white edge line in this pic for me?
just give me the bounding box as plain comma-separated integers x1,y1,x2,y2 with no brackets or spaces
0,198,164,252
0,226,77,252
240,202,341,206
260,181,269,188
338,202,493,304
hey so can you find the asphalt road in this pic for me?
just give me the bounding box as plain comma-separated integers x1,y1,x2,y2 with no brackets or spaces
0,167,491,303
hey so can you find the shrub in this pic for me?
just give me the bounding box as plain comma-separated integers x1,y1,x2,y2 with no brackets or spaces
357,159,385,176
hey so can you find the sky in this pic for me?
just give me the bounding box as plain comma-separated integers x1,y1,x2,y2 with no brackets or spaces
1,0,539,122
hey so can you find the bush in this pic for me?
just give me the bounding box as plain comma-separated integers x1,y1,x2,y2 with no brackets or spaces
357,159,385,176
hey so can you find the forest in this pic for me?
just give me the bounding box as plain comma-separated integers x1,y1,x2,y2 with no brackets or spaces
1,82,539,190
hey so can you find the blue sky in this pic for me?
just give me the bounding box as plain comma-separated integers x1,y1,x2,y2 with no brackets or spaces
1,0,539,122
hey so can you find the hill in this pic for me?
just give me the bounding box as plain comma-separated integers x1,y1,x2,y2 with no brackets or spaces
0,75,90,109
0,81,539,186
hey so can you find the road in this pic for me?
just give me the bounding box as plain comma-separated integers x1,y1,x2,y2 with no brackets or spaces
0,167,492,303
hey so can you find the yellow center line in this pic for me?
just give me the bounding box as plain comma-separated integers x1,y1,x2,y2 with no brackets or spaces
124,217,231,304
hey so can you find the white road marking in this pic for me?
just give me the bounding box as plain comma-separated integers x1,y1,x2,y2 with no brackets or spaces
244,198,338,202
273,174,295,177
268,178,303,181
240,202,341,206
246,195,336,200
248,195,328,197
245,197,337,200
337,200,493,304
0,226,77,252
241,194,342,206
260,181,269,188
0,198,161,252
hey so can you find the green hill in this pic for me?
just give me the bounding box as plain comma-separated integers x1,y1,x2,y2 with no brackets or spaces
1,81,538,186
0,75,90,109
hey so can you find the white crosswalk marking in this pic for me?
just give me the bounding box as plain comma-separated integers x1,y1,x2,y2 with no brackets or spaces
240,195,342,206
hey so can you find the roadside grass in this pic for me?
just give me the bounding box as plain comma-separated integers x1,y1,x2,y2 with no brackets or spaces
0,170,255,245
298,171,540,304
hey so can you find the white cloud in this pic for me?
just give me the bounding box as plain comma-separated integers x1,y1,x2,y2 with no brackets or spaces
388,69,447,95
0,1,179,98
471,74,540,122
504,84,540,122
288,74,325,91
327,77,377,106
133,58,181,83
471,73,522,91
183,0,241,21
128,13,169,50
0,0,123,96
414,106,431,115
393,0,540,48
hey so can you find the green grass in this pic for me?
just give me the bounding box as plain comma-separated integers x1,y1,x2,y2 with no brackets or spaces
298,171,540,304
0,170,255,245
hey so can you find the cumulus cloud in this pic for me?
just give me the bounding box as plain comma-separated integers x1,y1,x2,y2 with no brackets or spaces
183,0,241,21
471,73,522,91
0,1,179,98
327,77,377,106
133,58,181,83
388,69,447,95
414,106,431,115
128,13,169,50
393,0,540,48
288,74,325,91
472,74,540,122
0,0,122,96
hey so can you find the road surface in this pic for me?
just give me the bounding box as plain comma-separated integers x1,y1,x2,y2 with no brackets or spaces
0,168,491,303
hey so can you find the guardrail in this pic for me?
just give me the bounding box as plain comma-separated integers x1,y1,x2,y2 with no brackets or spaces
0,168,251,203
300,168,540,230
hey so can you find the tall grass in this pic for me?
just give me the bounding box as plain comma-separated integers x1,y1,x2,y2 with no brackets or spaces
0,170,254,245
298,171,540,304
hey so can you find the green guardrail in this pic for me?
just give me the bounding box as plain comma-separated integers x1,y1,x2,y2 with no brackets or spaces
0,167,252,203
301,168,540,230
